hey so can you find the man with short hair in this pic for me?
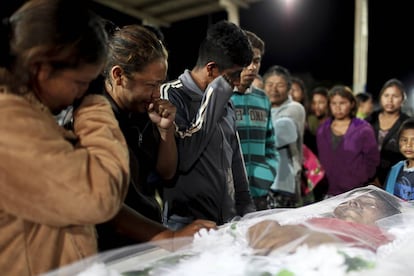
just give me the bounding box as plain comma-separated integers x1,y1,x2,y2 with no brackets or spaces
231,30,279,210
161,21,256,229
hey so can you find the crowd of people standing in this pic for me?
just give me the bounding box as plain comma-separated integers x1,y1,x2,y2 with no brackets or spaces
0,0,413,275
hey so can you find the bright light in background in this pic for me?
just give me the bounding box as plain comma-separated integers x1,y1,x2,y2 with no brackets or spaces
272,0,305,19
284,0,296,9
282,0,298,14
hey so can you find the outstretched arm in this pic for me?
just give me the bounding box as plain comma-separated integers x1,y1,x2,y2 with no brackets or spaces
109,205,217,245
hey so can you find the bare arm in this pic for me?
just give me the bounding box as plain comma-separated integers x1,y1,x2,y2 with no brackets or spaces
110,205,217,245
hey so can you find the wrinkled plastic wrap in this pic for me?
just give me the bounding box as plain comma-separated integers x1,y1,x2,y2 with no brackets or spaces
43,185,414,276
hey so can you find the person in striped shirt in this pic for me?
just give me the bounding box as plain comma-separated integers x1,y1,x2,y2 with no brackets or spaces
231,30,279,210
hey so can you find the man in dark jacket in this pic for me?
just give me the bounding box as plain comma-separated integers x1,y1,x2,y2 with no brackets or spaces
160,21,256,229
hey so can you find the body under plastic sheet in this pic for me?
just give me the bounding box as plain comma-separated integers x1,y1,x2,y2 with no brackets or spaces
43,185,414,276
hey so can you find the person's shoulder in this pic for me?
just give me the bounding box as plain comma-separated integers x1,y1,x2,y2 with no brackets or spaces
160,78,185,100
0,93,57,130
161,78,183,92
351,118,376,134
0,93,34,112
285,101,306,124
400,112,411,121
287,100,306,113
317,118,332,133
250,86,271,100
0,92,25,102
289,100,304,108
392,160,406,169
0,94,40,125
353,117,369,126
274,116,296,132
365,110,380,123
250,86,266,95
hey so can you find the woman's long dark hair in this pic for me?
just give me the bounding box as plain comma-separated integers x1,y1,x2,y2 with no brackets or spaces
0,0,108,94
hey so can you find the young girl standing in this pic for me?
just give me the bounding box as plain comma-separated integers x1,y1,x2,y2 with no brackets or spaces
385,118,414,200
317,85,380,196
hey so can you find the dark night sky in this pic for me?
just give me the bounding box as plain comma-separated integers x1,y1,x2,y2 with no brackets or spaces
368,0,414,98
2,0,413,101
239,0,355,92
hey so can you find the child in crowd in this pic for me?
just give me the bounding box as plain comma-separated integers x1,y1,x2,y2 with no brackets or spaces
231,30,278,210
385,118,414,200
317,85,380,196
355,92,374,119
304,86,329,155
290,76,307,108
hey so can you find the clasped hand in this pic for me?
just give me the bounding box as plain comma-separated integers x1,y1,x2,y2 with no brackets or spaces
148,99,176,131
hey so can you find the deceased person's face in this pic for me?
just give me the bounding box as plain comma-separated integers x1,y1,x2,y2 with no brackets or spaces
333,193,385,225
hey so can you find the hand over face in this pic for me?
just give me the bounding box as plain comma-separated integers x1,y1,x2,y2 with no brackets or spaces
148,99,176,130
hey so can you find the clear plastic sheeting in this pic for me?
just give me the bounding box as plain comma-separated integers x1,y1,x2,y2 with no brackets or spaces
43,185,414,276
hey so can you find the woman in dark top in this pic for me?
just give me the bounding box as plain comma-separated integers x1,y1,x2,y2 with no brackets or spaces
366,78,410,187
